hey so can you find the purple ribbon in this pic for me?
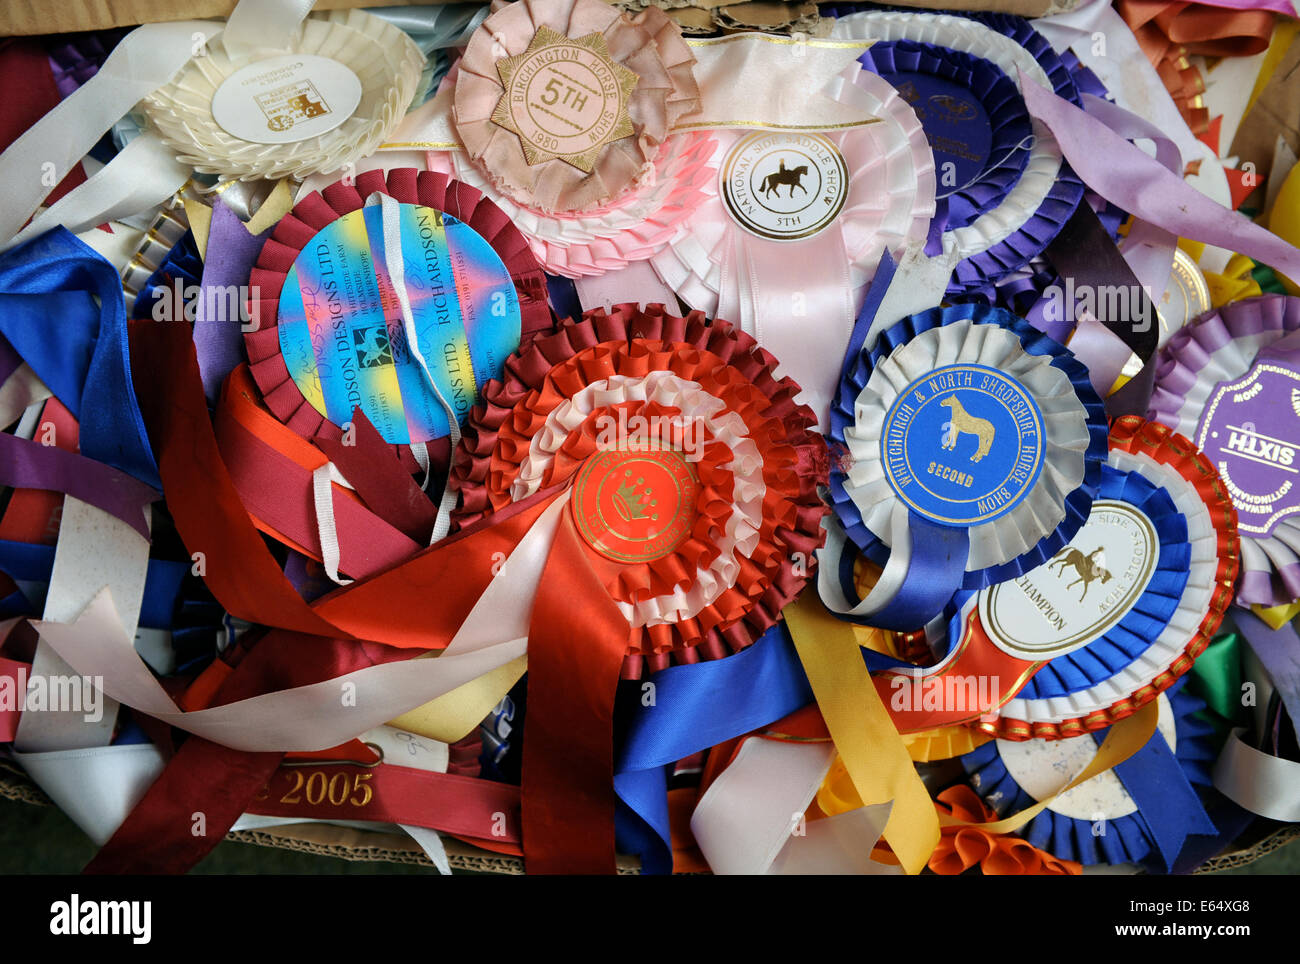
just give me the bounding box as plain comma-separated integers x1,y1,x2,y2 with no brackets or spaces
193,200,272,403
0,432,156,539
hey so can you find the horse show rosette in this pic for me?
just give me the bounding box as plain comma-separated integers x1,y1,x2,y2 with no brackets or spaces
143,10,424,180
450,302,828,678
451,0,701,215
821,303,1108,631
648,65,936,424
896,417,1237,738
961,686,1220,869
1150,294,1300,606
831,11,1086,294
243,168,552,471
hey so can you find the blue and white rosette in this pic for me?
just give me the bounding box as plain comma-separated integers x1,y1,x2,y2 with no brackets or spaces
820,303,1107,631
831,10,1086,295
961,686,1219,870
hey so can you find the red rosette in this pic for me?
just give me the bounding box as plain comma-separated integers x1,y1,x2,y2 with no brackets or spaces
244,167,554,472
450,303,828,678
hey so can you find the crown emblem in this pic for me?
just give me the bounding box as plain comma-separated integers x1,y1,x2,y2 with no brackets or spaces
613,471,657,522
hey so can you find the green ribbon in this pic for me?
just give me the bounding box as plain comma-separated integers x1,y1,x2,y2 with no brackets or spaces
1185,632,1247,731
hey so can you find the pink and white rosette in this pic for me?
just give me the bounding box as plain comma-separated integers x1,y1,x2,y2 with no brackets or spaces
1150,294,1300,606
649,65,936,426
452,0,701,215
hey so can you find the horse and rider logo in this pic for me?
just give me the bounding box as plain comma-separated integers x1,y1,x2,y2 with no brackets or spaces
759,158,810,199
1047,545,1113,601
940,395,996,463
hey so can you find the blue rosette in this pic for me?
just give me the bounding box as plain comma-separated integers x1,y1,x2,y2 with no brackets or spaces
961,685,1219,870
820,303,1107,631
856,39,1031,233
831,10,1087,295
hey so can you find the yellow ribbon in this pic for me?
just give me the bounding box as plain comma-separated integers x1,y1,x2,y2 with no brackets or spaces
785,590,940,875
820,700,1158,843
1250,600,1300,630
387,654,527,743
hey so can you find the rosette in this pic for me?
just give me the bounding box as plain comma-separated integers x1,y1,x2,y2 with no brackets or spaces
962,687,1219,868
450,302,828,679
649,66,935,423
244,167,552,473
832,11,1086,294
429,102,717,278
452,0,701,215
928,417,1238,740
822,303,1107,631
1150,294,1300,606
142,10,424,181
856,39,1032,234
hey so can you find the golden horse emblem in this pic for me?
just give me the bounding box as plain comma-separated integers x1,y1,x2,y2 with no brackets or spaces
1047,546,1112,601
939,395,995,463
759,158,810,199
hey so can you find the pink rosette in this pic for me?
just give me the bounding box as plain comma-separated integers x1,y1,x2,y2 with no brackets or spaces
452,0,701,215
430,119,716,278
449,303,829,678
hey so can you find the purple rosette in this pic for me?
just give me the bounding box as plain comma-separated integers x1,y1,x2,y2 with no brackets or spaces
1150,294,1300,606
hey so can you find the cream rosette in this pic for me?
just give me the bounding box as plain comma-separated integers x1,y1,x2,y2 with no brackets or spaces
831,11,1084,291
142,10,423,181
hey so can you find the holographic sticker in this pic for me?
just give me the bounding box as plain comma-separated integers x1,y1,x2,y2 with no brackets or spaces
277,203,522,445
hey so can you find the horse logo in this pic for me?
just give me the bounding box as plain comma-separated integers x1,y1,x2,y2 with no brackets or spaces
353,326,393,369
1048,546,1112,601
939,395,995,462
759,158,809,199
928,94,977,122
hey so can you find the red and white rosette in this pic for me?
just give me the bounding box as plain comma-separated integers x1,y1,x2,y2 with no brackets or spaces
452,0,701,215
450,303,828,678
244,167,553,472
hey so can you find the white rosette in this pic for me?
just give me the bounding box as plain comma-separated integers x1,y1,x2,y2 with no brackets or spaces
143,10,423,181
998,446,1220,728
844,318,1091,574
831,11,1065,266
649,65,936,317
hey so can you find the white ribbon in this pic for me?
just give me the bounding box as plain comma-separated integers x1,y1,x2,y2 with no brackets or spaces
30,494,569,753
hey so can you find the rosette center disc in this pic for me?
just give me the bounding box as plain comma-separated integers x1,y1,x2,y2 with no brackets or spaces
979,499,1160,659
275,203,523,445
573,447,700,564
881,363,1045,526
720,132,849,242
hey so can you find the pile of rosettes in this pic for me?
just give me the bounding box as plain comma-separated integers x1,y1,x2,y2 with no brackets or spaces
4,0,1300,879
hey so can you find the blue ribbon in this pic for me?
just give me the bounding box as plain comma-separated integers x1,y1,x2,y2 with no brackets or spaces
1110,718,1217,872
0,228,160,487
613,624,813,874
0,538,187,628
